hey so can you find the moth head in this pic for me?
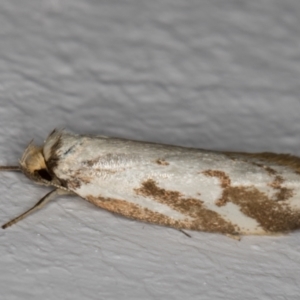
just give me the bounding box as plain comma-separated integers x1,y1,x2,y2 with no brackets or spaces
19,142,53,185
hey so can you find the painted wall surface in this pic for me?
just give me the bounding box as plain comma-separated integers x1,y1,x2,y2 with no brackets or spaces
1,1,300,299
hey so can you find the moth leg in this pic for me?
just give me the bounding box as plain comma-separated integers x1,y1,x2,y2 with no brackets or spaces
2,188,70,229
0,166,21,171
178,229,192,238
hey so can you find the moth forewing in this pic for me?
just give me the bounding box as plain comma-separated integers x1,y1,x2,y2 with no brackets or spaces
1,129,300,238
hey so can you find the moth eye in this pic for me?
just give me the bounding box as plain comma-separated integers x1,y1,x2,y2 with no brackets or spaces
37,169,52,181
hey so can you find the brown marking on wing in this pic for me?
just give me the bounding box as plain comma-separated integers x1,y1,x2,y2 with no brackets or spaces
225,152,300,174
135,179,238,235
270,175,284,187
236,161,294,202
269,175,294,202
66,179,82,189
61,168,94,190
202,170,231,206
84,157,101,167
86,195,188,230
202,170,231,188
223,186,300,232
65,167,119,190
203,169,300,233
251,162,277,176
155,159,169,166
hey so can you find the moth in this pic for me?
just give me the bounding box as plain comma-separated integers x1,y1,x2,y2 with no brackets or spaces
1,129,300,238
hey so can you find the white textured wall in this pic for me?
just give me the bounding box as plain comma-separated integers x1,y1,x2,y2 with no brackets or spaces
1,1,300,299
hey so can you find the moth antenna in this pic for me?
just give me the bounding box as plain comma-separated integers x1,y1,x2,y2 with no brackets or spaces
2,189,59,229
0,166,21,171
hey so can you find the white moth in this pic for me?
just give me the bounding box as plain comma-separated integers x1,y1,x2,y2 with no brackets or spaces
1,129,300,238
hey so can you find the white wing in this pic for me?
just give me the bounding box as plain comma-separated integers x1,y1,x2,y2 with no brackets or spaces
43,130,300,235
